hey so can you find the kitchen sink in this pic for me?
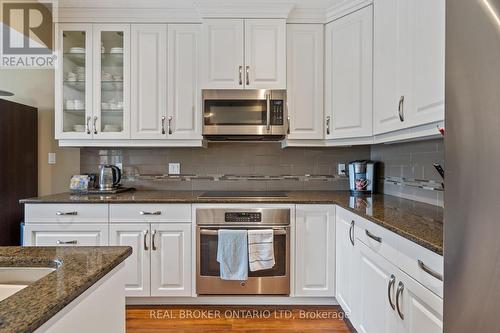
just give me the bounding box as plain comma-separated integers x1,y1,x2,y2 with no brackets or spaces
0,267,56,302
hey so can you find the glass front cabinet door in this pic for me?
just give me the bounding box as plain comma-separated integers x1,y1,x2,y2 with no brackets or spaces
93,24,130,139
55,24,93,139
55,24,130,140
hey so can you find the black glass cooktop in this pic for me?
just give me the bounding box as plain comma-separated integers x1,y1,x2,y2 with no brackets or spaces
198,191,288,199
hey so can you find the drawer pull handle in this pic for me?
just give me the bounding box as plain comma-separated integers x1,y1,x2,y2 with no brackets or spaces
144,230,149,251
396,281,405,320
388,274,396,310
57,240,77,245
56,211,78,216
349,220,355,246
365,229,382,243
140,211,161,216
152,230,157,251
418,260,443,281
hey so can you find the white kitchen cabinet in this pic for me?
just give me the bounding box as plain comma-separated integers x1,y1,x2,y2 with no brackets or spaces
295,205,335,297
167,24,202,140
244,19,286,89
398,269,443,333
55,23,93,140
201,19,244,89
202,19,285,89
109,224,150,297
356,241,399,333
373,0,444,135
130,24,168,139
325,6,373,140
23,224,109,246
335,208,359,319
150,223,192,296
286,24,324,140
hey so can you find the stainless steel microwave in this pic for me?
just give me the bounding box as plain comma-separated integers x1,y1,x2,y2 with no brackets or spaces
202,89,288,140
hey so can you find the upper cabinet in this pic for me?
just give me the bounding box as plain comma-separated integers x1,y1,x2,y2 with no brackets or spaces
286,24,324,140
324,6,373,140
373,0,445,135
202,19,286,89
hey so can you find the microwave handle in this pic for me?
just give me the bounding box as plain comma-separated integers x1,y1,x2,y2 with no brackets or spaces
199,228,287,236
266,93,271,132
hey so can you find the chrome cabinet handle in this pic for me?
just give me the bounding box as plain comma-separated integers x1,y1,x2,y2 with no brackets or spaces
152,230,157,251
144,230,149,251
349,220,355,246
140,211,162,215
56,211,77,216
239,66,243,85
418,260,443,281
86,116,92,134
388,274,396,310
396,281,405,320
266,94,271,132
161,116,166,135
246,66,250,85
326,116,331,135
57,240,77,245
287,116,291,135
93,116,98,134
168,116,173,135
365,229,382,243
398,96,405,122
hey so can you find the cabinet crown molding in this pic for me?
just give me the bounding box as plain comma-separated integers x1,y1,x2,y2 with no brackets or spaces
325,0,372,22
195,1,295,18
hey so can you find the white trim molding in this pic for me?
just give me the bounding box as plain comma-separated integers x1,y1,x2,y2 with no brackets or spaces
194,1,296,19
58,139,206,147
325,0,372,23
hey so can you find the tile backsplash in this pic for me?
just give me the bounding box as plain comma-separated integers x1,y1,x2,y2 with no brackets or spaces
371,139,444,207
80,143,371,192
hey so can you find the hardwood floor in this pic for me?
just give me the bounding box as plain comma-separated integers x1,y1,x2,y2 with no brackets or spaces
127,305,354,333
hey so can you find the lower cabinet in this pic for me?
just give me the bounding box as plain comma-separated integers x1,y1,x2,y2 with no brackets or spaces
23,223,109,246
109,222,192,297
295,205,335,297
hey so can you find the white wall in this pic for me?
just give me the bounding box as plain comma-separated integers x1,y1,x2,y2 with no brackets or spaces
0,69,80,195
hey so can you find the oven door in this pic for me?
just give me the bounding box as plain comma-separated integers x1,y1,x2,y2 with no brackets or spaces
202,90,287,136
196,226,290,295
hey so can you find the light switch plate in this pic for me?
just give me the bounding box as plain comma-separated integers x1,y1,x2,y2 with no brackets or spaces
48,153,56,165
169,163,181,175
338,163,346,176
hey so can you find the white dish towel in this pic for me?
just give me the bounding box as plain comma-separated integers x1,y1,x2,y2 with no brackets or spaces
248,229,275,272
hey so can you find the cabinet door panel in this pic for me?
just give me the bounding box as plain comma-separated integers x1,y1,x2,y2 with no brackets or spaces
407,0,445,127
201,19,244,89
245,19,286,89
286,24,324,139
130,24,167,139
356,241,399,333
167,24,202,140
110,224,150,296
295,205,335,297
150,223,192,296
325,6,373,139
24,224,108,246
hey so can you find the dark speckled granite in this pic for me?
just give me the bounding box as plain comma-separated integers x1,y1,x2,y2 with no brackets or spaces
21,190,443,254
0,246,131,333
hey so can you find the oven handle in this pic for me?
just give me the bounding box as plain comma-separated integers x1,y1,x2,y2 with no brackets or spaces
266,93,271,132
199,228,288,236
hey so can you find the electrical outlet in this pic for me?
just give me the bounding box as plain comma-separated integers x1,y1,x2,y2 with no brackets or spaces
168,163,181,175
338,163,346,176
48,153,56,165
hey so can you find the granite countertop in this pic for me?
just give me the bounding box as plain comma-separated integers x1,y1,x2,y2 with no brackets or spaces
0,246,131,333
21,190,444,255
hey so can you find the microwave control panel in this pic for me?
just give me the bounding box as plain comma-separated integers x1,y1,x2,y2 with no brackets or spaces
271,100,284,125
225,212,262,223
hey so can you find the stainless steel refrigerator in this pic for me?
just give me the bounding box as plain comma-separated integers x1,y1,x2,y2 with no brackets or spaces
445,0,500,331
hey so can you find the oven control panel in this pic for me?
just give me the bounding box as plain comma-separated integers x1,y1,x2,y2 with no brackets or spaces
225,212,262,223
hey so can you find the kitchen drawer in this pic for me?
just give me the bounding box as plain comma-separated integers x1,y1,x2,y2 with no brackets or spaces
109,204,191,223
24,204,108,223
23,223,109,246
397,236,443,298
